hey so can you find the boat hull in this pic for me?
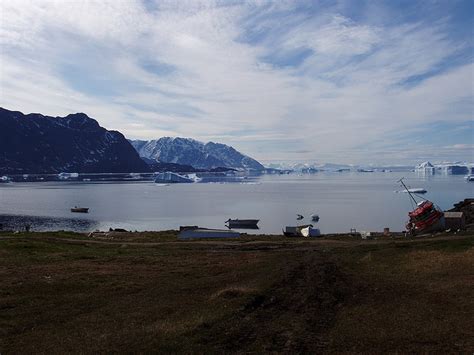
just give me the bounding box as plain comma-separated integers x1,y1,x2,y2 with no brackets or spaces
71,208,89,213
407,201,445,235
225,219,259,228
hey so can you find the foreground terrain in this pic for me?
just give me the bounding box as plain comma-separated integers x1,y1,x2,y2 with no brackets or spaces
1,231,473,353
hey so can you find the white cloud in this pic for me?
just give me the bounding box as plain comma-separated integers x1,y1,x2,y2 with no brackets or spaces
0,0,472,164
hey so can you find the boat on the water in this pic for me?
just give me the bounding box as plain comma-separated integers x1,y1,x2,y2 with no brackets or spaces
465,175,474,182
399,178,444,236
225,219,259,228
71,207,89,213
403,188,427,194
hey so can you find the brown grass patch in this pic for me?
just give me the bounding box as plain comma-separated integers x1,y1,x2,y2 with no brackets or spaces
211,286,258,299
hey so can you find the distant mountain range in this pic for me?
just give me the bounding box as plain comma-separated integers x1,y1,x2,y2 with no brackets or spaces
0,108,149,174
0,108,264,174
130,137,264,170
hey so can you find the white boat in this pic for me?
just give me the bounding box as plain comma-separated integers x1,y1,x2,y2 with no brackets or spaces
465,175,474,181
300,226,321,237
283,224,313,237
403,188,427,194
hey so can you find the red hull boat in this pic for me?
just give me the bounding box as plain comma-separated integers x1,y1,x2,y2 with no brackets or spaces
399,178,445,236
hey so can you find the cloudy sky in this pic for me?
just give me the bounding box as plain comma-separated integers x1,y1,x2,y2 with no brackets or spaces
0,0,472,165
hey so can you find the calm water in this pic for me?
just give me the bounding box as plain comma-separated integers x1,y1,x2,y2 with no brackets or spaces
0,172,472,234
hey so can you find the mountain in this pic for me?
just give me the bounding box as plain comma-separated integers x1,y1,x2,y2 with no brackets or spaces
130,137,264,170
0,108,149,174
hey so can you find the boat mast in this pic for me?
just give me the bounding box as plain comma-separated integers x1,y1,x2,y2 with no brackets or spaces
398,177,417,206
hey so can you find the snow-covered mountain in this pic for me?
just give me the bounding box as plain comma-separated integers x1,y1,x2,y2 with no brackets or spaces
130,137,264,170
0,108,149,174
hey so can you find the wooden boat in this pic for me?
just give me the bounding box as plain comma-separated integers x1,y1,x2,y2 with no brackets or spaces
71,207,89,213
225,219,259,228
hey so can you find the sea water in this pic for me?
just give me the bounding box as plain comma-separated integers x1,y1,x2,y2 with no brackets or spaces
0,172,472,234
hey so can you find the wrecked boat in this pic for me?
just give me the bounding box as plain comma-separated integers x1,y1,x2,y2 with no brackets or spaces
399,178,445,235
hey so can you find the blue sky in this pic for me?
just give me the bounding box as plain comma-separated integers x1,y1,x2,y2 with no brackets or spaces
0,0,472,165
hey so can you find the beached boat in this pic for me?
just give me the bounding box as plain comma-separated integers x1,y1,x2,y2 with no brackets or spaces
300,225,321,237
283,224,314,237
225,219,259,228
406,200,445,235
71,207,89,213
399,178,444,235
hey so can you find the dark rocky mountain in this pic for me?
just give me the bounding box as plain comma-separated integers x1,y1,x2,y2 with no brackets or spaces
140,157,198,173
141,157,236,173
0,108,149,174
130,137,264,170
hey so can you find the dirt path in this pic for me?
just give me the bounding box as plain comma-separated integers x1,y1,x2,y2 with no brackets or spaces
192,251,349,353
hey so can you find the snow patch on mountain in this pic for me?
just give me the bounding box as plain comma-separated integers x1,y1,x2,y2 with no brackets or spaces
129,137,264,170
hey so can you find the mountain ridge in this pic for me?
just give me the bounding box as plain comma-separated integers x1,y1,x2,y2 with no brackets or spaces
129,137,264,170
0,107,149,174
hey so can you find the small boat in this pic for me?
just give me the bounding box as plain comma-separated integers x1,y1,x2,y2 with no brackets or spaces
225,219,259,228
296,214,304,220
465,175,474,182
399,178,444,236
403,188,427,194
71,206,89,213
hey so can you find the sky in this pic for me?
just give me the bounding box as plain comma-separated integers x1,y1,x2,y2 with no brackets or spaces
0,0,473,165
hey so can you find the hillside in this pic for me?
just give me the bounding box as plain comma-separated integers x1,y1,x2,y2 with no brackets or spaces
0,108,149,174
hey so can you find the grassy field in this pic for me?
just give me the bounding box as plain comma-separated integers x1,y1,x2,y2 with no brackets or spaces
0,231,473,353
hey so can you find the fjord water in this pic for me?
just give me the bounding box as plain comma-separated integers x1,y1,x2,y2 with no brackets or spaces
0,172,471,234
